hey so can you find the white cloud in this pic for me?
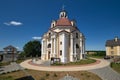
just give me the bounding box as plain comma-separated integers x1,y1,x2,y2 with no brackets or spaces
16,47,19,49
4,21,23,26
32,36,42,40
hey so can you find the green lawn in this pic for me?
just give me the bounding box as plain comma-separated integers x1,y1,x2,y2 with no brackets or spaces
52,58,96,66
0,62,11,66
87,55,104,59
86,54,105,59
111,62,120,73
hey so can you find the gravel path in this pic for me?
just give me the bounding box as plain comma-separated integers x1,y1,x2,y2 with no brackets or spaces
0,62,24,74
89,66,120,80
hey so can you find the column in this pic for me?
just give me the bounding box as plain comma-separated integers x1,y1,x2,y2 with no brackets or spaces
41,40,45,60
83,39,85,58
117,46,119,56
54,38,56,57
80,38,83,59
70,35,73,62
41,40,43,57
51,39,53,57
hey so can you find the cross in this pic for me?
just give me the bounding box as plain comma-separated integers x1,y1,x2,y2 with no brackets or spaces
62,5,65,10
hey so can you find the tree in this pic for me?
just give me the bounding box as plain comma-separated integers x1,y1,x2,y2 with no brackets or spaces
22,40,41,57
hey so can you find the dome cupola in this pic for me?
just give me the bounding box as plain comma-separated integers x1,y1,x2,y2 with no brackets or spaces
59,10,68,18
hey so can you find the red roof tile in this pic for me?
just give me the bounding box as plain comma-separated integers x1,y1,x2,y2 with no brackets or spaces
56,18,72,26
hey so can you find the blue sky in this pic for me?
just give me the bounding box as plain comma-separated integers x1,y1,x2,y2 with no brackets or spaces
0,0,120,51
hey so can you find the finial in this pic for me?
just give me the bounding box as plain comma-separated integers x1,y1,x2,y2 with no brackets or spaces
62,5,65,10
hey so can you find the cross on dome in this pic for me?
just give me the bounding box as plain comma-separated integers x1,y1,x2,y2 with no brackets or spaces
62,5,65,10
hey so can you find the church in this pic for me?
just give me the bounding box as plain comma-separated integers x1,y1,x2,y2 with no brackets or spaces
41,9,85,63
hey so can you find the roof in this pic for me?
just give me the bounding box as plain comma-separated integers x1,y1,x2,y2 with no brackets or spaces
3,45,17,50
105,39,120,46
56,18,72,26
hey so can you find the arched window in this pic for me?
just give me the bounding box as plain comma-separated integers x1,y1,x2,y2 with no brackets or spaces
48,44,51,48
76,33,78,38
76,44,79,48
49,33,51,36
52,23,54,27
60,50,62,56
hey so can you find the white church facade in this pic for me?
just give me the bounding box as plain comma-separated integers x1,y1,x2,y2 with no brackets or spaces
41,9,85,63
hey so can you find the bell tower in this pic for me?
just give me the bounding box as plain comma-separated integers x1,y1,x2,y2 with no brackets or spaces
59,10,68,18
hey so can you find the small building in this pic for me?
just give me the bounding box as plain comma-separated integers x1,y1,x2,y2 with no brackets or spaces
105,37,120,57
1,45,19,62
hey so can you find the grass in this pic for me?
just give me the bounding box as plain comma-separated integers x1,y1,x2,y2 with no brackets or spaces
111,62,120,73
52,58,96,66
87,54,104,59
0,69,102,80
15,59,25,64
0,76,14,80
0,62,11,66
0,59,25,67
88,55,104,59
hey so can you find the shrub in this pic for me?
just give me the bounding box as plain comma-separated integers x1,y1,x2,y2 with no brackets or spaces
81,73,84,76
46,73,49,77
110,62,113,67
53,73,57,77
40,77,45,80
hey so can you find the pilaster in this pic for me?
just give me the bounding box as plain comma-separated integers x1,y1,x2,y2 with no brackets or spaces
70,34,74,62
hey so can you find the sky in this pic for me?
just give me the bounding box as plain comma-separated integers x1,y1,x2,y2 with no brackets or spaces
0,0,120,51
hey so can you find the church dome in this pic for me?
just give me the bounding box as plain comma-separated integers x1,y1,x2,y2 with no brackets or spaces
56,18,72,26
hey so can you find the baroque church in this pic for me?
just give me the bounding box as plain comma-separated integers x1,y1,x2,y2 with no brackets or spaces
41,9,85,63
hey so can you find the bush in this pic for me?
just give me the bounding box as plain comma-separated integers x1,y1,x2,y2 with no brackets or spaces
46,73,49,77
110,62,113,67
40,77,45,80
53,73,57,77
0,61,10,66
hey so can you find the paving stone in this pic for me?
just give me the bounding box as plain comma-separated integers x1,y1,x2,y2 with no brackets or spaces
89,66,120,80
0,62,24,74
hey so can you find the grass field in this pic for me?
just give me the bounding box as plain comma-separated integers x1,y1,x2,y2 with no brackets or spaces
52,58,96,66
88,56,104,59
111,62,120,73
0,69,102,80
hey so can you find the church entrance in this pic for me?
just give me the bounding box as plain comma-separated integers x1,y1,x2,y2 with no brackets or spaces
48,51,51,59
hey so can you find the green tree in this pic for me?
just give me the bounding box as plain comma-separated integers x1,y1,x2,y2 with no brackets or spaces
22,40,41,57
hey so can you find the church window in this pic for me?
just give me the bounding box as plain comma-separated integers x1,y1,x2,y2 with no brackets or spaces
48,43,51,48
60,42,62,45
53,24,54,27
76,44,79,48
49,33,51,36
76,33,78,38
63,13,65,17
60,50,62,56
48,33,51,39
52,23,55,27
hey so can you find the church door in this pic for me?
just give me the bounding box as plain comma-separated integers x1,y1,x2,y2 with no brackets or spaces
48,51,51,59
